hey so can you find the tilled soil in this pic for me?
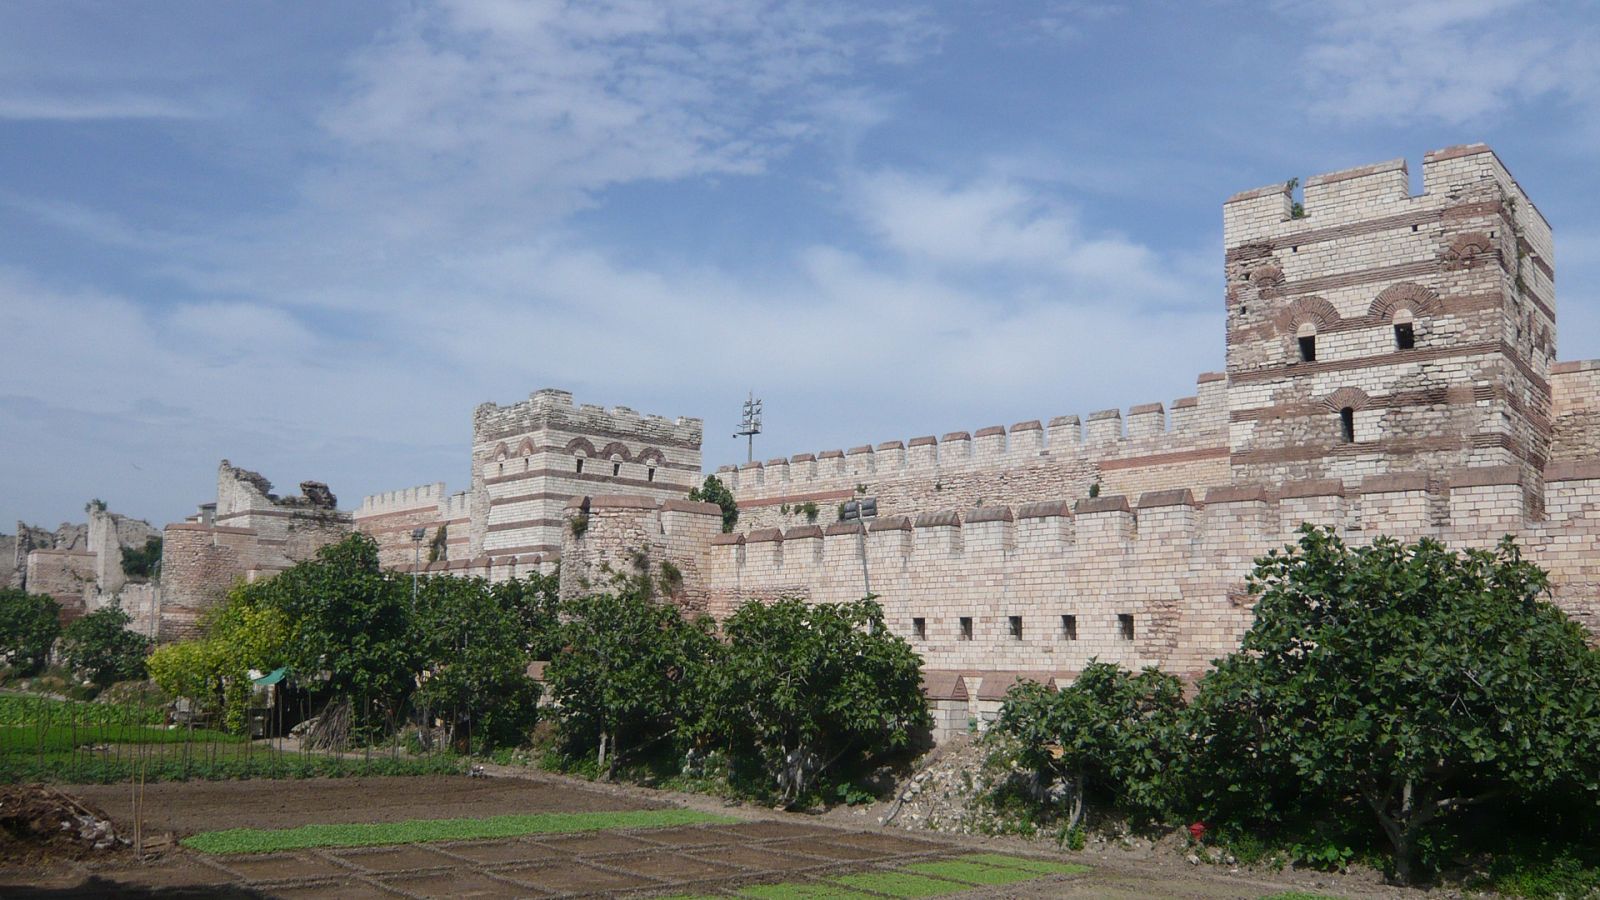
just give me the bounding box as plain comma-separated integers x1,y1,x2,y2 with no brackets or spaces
1,772,1441,898
68,775,659,835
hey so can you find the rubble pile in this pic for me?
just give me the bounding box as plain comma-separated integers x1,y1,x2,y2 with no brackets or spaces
0,784,125,857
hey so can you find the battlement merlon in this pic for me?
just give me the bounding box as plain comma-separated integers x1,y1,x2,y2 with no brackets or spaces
472,387,704,446
356,482,447,516
1223,144,1552,265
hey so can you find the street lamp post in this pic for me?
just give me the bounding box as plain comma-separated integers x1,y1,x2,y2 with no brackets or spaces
839,497,877,599
410,528,426,605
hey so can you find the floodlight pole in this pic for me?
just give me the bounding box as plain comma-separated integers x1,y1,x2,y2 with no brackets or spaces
733,391,763,464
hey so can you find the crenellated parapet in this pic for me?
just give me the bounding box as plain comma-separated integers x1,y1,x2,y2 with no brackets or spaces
723,374,1233,532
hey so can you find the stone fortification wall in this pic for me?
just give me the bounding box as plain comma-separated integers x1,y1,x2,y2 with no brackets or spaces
1553,360,1600,462
558,495,723,615
23,550,97,620
699,465,1600,683
354,482,471,568
1223,145,1556,512
0,534,17,590
722,374,1231,533
156,523,262,641
470,388,703,563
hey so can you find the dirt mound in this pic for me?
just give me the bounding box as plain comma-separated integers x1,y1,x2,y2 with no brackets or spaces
0,784,125,859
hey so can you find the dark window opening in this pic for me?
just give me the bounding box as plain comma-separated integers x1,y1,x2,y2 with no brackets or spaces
1061,614,1078,641
1395,323,1415,350
1008,616,1023,640
1339,407,1355,443
497,462,503,476
1411,224,1419,232
647,467,656,482
576,458,584,474
1118,614,1135,641
1239,305,1248,315
959,617,973,641
612,462,621,477
1298,335,1317,362
913,617,926,640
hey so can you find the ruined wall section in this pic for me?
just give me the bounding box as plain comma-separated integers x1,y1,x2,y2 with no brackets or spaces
470,388,703,563
704,467,1600,680
557,495,722,615
22,550,97,620
1553,360,1600,462
210,460,350,569
723,374,1231,532
1224,145,1556,514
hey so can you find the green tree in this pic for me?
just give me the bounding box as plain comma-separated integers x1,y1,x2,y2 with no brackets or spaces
0,588,62,676
688,475,739,533
60,605,150,688
120,537,163,580
707,597,929,806
147,583,293,732
1190,526,1600,883
261,534,416,725
490,571,563,661
995,661,1186,828
546,580,719,776
411,575,542,751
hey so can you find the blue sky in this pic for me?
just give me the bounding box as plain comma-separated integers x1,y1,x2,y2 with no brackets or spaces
3,0,1599,529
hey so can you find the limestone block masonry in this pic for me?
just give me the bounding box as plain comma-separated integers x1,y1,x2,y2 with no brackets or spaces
557,145,1600,720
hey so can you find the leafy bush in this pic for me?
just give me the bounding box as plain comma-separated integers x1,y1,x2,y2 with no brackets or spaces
60,606,150,688
1189,526,1600,883
0,588,61,676
410,574,542,752
120,537,163,580
706,597,928,806
545,579,719,776
994,661,1186,828
688,475,739,533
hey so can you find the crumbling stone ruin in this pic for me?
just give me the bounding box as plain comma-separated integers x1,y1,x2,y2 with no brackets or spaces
4,507,161,628
153,462,353,641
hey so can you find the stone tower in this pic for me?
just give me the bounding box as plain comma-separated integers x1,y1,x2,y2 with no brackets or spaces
469,389,704,562
1222,144,1555,514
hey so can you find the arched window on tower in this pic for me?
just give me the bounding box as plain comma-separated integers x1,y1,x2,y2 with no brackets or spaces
1339,407,1355,443
1296,323,1317,362
1393,309,1416,350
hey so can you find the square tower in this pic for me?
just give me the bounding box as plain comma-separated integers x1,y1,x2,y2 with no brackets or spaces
1222,145,1555,513
469,389,704,560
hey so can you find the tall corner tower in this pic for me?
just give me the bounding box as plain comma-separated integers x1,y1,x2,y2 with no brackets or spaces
1221,144,1555,513
468,389,705,560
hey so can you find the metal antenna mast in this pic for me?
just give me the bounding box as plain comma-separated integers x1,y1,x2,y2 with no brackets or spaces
733,391,763,464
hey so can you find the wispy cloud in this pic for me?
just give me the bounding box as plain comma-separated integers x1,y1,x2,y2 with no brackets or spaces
1284,0,1600,125
0,93,199,121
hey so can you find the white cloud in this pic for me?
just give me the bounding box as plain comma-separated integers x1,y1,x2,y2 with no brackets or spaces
1285,0,1600,125
850,170,1201,306
308,0,939,236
